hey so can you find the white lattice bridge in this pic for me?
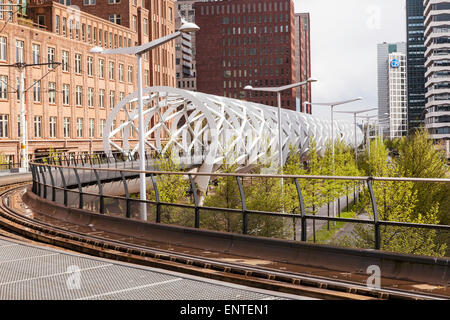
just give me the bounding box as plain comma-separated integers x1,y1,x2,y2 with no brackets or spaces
104,87,364,190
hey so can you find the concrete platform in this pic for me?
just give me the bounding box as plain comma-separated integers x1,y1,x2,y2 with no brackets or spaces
0,236,306,300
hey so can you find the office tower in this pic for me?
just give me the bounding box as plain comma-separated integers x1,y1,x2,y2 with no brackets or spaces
377,42,409,139
194,0,299,110
423,0,450,157
406,0,427,131
294,12,312,113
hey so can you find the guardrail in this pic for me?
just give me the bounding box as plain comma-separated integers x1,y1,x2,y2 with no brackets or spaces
28,160,450,253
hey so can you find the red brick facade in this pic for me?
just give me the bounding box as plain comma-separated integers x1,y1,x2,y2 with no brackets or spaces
0,1,176,164
194,0,298,110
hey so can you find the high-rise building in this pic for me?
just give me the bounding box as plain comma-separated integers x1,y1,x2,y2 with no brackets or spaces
0,0,176,164
424,0,450,157
377,42,409,139
175,0,199,91
194,0,301,111
294,13,312,113
406,0,427,132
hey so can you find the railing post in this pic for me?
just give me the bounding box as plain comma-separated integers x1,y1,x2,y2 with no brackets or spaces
93,169,104,214
150,173,160,223
236,176,247,235
35,165,42,197
30,164,37,194
39,166,47,199
294,178,307,242
46,165,56,202
189,174,200,228
367,178,381,250
120,170,131,218
58,167,68,206
73,168,83,210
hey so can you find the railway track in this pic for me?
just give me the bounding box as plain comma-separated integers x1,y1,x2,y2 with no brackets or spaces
0,183,447,300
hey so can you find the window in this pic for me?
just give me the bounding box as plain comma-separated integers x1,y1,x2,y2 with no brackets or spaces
109,61,114,80
33,80,41,102
48,82,56,104
0,75,7,99
16,40,24,63
99,59,104,78
63,117,70,138
76,86,83,106
0,115,8,138
128,65,133,83
0,37,7,61
89,118,95,138
109,0,120,3
62,50,69,71
62,17,67,36
34,116,42,138
119,64,124,82
88,87,94,107
87,56,93,76
132,15,137,32
143,18,148,35
75,53,82,73
55,15,60,34
84,0,95,5
109,90,115,109
109,14,121,25
99,119,105,137
62,84,70,105
49,116,57,138
48,47,56,69
99,89,105,108
77,118,83,137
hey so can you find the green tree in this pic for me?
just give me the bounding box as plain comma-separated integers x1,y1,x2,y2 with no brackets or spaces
147,147,192,226
343,139,447,257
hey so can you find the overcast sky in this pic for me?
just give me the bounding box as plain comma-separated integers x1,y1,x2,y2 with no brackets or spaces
293,0,406,121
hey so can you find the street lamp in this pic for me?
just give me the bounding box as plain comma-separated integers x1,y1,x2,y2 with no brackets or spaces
244,78,317,180
334,108,378,163
90,20,200,221
305,97,363,224
305,98,363,172
357,114,378,160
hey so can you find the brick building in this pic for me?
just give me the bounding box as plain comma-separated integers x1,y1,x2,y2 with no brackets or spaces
0,0,176,165
294,12,311,113
194,0,310,111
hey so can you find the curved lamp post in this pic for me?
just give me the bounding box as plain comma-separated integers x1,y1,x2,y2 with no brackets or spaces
244,78,317,184
90,20,200,221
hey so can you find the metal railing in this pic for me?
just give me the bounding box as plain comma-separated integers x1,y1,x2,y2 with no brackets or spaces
27,159,450,252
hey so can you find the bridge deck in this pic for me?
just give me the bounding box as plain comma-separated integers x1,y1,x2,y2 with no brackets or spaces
0,236,303,300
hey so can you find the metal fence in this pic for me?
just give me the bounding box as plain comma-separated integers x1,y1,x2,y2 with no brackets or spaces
28,159,450,253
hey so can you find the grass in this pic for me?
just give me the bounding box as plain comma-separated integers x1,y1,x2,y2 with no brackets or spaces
309,196,361,244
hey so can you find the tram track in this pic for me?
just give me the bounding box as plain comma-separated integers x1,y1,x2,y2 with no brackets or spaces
0,183,448,301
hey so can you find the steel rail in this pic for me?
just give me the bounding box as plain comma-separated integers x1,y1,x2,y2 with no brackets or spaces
30,161,450,183
0,185,447,301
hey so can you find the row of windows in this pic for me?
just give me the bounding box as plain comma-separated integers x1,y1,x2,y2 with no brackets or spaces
222,14,290,25
0,75,143,109
0,114,129,139
199,1,290,16
2,37,143,82
54,13,134,49
222,24,289,36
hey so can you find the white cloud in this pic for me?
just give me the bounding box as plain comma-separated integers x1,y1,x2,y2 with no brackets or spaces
294,0,406,122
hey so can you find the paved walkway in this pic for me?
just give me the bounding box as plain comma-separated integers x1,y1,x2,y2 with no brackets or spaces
0,236,307,300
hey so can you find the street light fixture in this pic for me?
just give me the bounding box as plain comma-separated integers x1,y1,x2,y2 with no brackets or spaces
334,108,378,163
90,20,200,221
244,78,317,183
305,97,363,224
